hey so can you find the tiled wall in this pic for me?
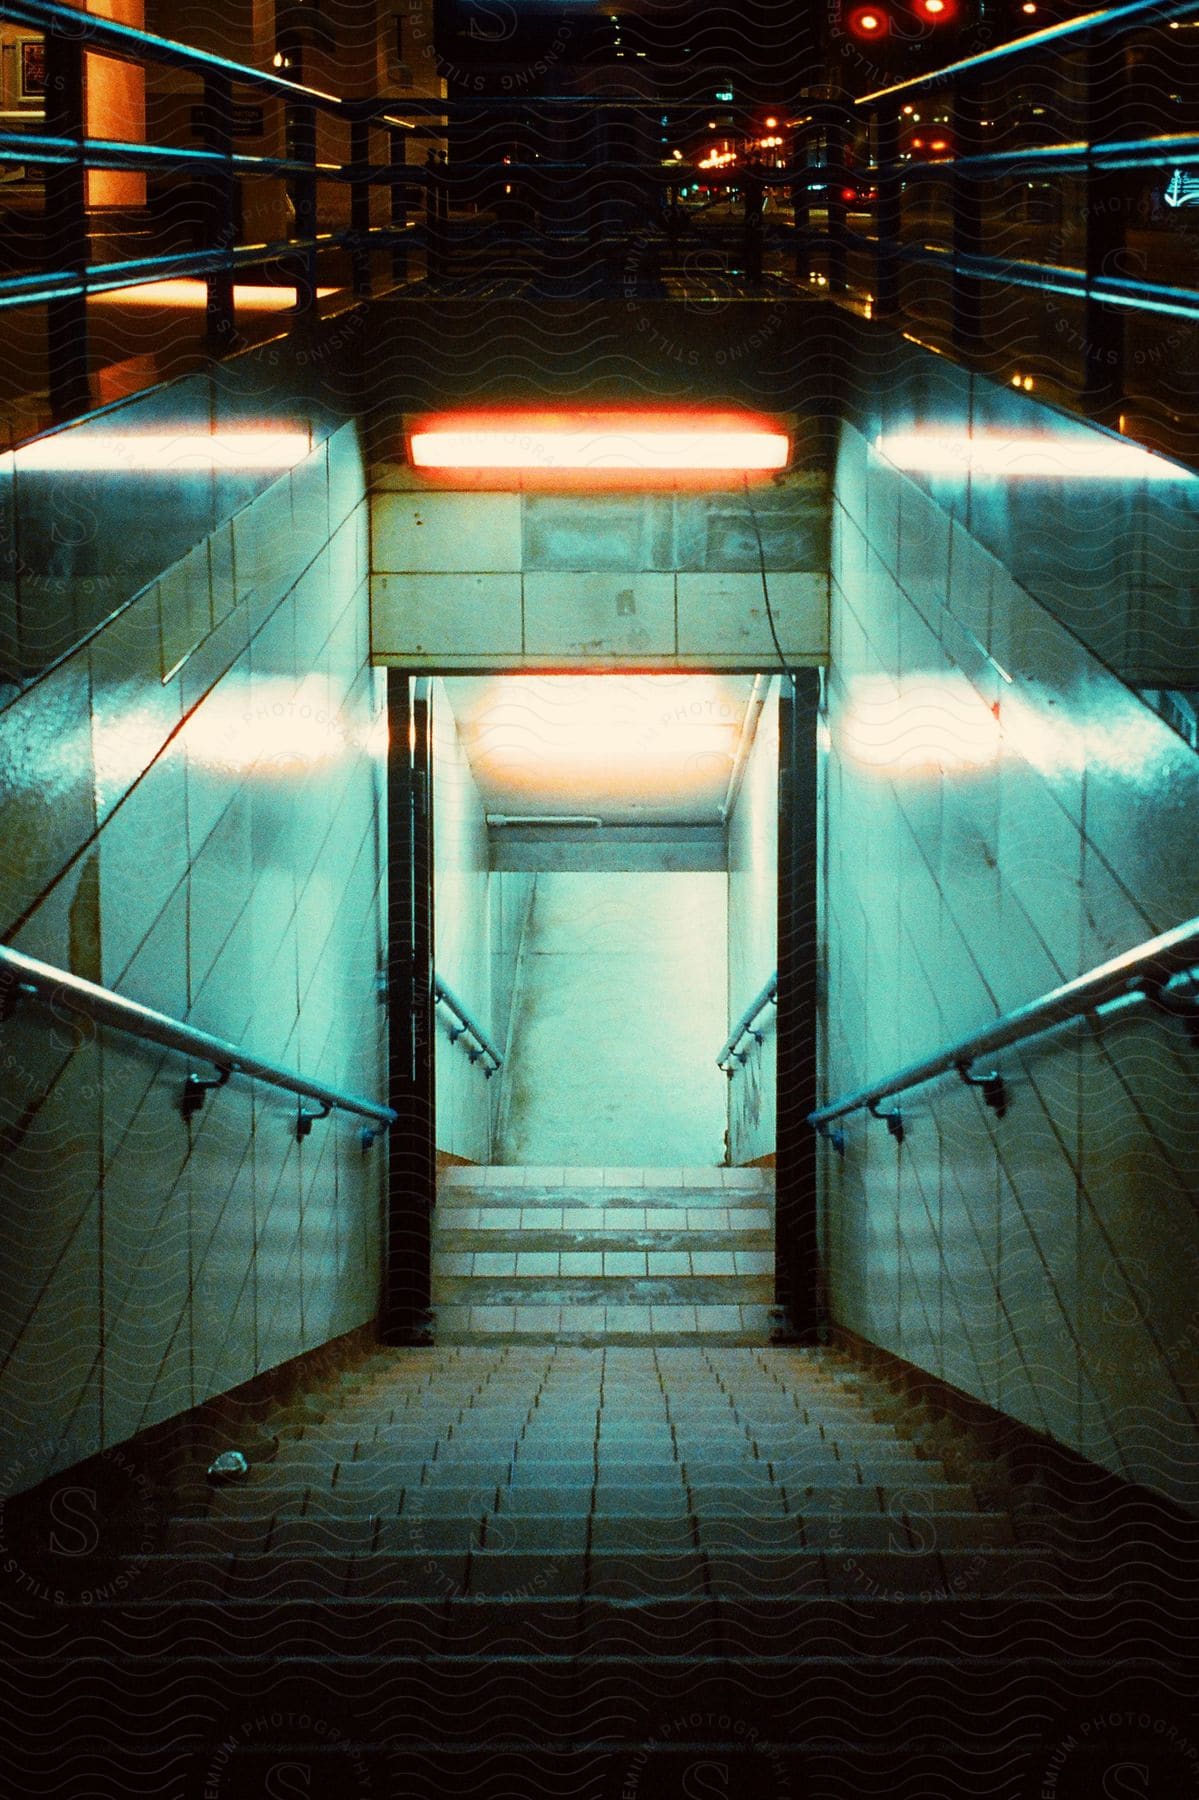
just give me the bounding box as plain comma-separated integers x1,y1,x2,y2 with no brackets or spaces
432,678,494,1162
0,421,387,1494
823,421,1199,1510
369,479,829,671
726,678,778,1165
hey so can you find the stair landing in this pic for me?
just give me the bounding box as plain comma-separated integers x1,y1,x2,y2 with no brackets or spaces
432,1165,775,1343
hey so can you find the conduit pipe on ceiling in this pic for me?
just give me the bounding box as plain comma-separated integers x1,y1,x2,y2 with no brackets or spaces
487,815,605,827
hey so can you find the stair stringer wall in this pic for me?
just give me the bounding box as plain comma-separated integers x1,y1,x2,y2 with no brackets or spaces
823,417,1199,1514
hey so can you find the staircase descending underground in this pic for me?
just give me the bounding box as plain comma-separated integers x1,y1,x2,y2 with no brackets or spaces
432,1165,776,1343
6,1326,1195,1799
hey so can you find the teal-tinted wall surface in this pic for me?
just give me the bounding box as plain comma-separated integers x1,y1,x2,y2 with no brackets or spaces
823,421,1199,1511
0,420,386,1495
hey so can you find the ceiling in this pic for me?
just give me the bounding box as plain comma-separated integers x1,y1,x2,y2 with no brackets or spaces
442,674,760,827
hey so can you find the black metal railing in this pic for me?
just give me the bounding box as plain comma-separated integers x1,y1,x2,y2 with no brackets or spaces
809,915,1199,1149
1,0,1197,461
433,975,503,1077
718,971,778,1075
833,0,1199,452
0,943,396,1142
0,0,427,418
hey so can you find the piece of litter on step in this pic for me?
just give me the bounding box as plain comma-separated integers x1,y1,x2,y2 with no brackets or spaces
206,1450,250,1482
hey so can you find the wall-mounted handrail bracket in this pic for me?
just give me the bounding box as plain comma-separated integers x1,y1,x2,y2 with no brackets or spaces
296,1098,333,1141
0,945,396,1139
809,917,1199,1147
718,971,778,1074
816,1120,847,1157
955,1058,1008,1117
868,1098,905,1145
433,975,503,1077
182,1063,233,1121
1133,971,1199,1044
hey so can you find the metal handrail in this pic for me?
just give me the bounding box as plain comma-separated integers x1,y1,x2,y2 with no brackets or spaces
809,916,1199,1139
0,944,395,1141
0,0,343,104
857,0,1198,102
433,975,503,1077
718,971,778,1074
879,240,1199,326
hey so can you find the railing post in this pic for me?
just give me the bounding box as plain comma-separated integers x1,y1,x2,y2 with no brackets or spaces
43,29,90,420
791,126,811,285
389,126,408,286
424,148,447,285
201,71,236,350
288,100,318,313
742,163,765,285
951,82,986,357
350,113,372,298
825,107,849,295
874,104,901,323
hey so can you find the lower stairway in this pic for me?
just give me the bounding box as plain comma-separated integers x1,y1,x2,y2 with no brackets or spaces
3,1336,1195,1798
431,1165,775,1343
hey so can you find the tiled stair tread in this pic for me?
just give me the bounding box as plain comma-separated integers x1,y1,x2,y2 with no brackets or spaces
432,1231,774,1245
433,1202,770,1216
163,1507,1012,1549
438,1167,774,1189
424,1252,770,1267
121,1547,1056,1596
433,1276,772,1299
431,1310,776,1342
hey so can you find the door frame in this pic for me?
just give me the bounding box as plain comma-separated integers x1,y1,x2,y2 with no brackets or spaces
380,662,825,1340
775,668,823,1337
383,671,437,1341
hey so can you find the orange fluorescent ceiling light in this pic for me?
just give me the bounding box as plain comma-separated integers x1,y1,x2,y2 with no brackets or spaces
408,410,790,476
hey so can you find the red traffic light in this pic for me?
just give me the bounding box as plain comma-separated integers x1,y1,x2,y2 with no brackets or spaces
847,4,890,34
916,0,958,18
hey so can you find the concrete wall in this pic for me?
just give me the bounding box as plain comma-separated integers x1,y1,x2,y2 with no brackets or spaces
0,419,385,1494
490,870,537,1066
823,420,1199,1511
494,872,729,1167
370,479,829,671
432,677,494,1162
726,678,778,1165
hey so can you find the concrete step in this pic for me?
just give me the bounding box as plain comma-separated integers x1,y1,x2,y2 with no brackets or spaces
432,1303,776,1343
433,1229,774,1255
432,1274,773,1303
12,1589,1176,1664
107,1543,1061,1605
437,1167,774,1194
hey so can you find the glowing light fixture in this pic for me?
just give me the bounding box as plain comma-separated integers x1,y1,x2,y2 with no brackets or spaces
848,6,887,33
874,429,1193,483
11,429,312,473
87,279,338,312
408,410,790,475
